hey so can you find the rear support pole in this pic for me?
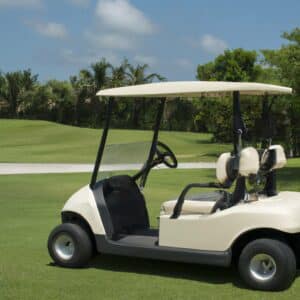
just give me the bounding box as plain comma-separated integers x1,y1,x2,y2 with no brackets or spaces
261,95,277,196
233,91,244,155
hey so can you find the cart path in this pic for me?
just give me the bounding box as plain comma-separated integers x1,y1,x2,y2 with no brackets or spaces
0,162,216,175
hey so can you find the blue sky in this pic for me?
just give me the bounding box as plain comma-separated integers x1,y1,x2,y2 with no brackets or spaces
0,0,299,82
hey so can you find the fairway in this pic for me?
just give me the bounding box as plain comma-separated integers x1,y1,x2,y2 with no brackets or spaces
0,119,231,163
1,168,300,300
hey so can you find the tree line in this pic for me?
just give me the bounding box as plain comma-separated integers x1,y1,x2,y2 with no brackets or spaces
0,28,299,156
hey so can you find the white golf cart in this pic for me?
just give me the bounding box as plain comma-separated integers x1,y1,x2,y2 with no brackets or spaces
48,81,300,291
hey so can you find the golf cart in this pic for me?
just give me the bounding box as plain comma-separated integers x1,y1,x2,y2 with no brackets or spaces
48,81,300,291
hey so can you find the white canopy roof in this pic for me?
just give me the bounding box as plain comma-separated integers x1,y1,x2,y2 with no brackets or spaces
97,81,292,98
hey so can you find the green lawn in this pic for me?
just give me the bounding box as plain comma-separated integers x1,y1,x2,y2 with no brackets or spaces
1,168,300,300
0,119,231,163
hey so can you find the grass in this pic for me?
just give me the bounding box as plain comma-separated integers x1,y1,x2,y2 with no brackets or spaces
1,168,300,300
0,119,231,163
1,118,300,299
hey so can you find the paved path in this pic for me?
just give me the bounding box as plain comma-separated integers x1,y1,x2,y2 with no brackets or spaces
0,162,216,175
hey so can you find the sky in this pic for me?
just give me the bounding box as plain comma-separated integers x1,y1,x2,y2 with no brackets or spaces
0,0,299,82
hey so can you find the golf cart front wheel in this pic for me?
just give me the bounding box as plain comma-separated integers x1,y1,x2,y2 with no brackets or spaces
238,238,296,291
48,223,93,268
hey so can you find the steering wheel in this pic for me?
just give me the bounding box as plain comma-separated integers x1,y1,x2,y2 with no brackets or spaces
155,141,178,168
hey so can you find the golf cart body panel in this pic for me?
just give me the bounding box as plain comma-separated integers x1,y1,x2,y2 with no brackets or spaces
62,181,300,253
62,185,105,235
159,191,300,252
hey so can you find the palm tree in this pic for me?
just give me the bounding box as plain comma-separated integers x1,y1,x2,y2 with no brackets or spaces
89,59,114,126
5,72,22,117
70,69,95,125
91,58,112,90
22,69,38,91
126,63,165,85
3,69,38,117
125,63,165,127
110,58,130,87
46,80,75,123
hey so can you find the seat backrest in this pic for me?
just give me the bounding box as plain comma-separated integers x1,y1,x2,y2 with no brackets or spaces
103,175,149,235
261,145,287,171
230,147,260,206
216,152,235,186
216,147,260,187
239,147,260,176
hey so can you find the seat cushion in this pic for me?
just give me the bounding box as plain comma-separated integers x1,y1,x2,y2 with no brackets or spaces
160,191,224,216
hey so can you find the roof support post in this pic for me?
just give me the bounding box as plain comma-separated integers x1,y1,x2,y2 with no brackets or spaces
261,95,278,196
232,91,244,155
139,98,166,188
261,95,273,148
90,97,114,189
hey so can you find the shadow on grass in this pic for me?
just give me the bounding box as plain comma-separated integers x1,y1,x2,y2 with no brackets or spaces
87,254,300,290
86,254,247,288
48,252,300,291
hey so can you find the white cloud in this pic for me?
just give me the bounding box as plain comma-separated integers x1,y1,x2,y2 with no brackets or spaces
200,34,227,55
85,31,136,50
66,0,90,7
96,0,155,35
176,58,193,69
134,55,157,66
0,0,42,7
26,21,68,39
61,49,119,66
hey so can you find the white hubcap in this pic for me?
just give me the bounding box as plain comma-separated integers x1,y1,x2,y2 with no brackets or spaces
54,234,75,260
249,254,277,281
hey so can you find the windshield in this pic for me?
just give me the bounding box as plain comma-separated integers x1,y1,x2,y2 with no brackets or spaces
92,98,161,184
97,134,153,181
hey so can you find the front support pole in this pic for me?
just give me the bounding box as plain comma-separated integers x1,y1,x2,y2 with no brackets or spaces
139,98,166,188
90,97,114,189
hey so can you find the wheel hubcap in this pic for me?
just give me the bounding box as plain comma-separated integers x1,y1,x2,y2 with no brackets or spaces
249,254,277,281
54,234,75,260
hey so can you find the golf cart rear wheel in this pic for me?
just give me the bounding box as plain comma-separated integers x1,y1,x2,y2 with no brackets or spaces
48,223,93,268
238,238,296,291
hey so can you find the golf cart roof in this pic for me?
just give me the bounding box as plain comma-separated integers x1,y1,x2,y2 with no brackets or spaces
97,81,292,98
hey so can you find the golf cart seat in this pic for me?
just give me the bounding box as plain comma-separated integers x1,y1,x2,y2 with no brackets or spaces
260,145,287,171
161,191,225,215
161,147,260,216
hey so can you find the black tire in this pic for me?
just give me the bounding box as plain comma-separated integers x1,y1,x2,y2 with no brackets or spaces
48,223,93,268
238,238,296,291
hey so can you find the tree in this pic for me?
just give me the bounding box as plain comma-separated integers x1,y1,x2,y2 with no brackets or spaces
70,70,96,125
20,85,53,119
197,48,262,82
126,63,165,128
195,49,264,142
262,28,300,156
46,80,75,124
4,72,23,116
2,69,38,117
126,63,165,85
110,58,129,87
91,58,112,90
262,28,300,93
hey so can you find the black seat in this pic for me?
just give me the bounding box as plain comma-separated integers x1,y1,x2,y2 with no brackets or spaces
103,175,150,236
